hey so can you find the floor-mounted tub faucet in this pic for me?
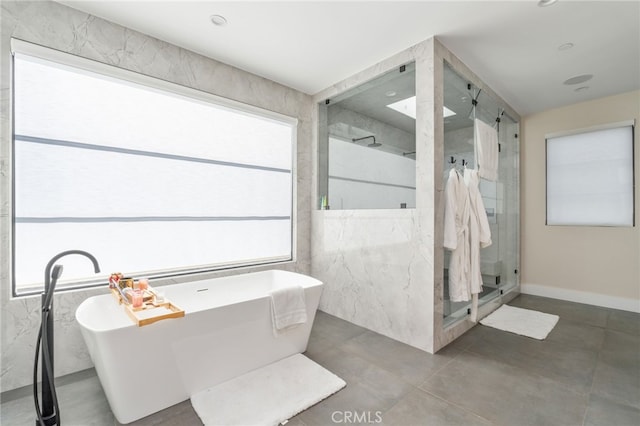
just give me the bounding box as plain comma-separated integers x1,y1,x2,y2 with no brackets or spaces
34,250,101,426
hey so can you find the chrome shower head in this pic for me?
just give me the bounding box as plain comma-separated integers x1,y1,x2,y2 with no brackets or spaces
352,135,381,148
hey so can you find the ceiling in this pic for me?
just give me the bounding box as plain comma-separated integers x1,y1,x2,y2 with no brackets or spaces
56,1,639,117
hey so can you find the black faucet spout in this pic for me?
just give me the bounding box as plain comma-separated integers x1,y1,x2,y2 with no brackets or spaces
42,250,101,311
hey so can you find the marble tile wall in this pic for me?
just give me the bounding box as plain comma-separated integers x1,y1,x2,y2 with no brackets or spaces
312,209,432,350
328,105,415,153
311,39,437,353
0,0,313,392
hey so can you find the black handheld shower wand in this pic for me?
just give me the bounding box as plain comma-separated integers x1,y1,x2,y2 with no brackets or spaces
34,250,100,426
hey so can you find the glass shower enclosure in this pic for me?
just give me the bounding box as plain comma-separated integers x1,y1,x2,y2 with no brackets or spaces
442,61,520,326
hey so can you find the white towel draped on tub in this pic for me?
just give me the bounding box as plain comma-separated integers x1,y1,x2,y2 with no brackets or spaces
270,285,307,336
474,118,499,182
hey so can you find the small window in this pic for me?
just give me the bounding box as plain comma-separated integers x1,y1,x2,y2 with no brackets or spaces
546,122,634,226
11,39,296,295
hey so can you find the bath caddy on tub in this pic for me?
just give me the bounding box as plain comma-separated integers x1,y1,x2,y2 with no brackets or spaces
110,288,185,327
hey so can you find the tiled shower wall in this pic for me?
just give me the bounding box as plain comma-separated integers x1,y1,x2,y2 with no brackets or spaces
0,0,313,392
311,39,439,353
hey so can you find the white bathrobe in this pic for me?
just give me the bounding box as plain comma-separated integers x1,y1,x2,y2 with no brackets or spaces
444,168,471,302
464,168,492,296
444,167,492,307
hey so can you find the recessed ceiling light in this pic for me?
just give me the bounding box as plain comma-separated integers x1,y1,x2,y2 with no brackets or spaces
574,86,589,92
210,14,228,26
563,74,593,85
385,91,397,97
538,0,558,7
558,42,574,51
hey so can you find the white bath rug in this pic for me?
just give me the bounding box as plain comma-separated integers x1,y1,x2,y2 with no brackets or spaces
191,353,346,426
480,304,559,340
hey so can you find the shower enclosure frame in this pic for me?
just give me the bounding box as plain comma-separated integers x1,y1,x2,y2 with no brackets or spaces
310,37,520,353
433,43,521,350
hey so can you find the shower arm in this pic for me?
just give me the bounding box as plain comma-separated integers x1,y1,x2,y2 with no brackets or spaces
351,135,376,145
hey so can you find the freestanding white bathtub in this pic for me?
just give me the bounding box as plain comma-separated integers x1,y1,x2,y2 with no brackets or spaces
76,270,323,424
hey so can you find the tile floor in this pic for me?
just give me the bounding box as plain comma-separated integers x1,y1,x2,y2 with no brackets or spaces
1,294,638,425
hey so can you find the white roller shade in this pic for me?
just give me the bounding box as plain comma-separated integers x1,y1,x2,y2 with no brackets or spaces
546,123,634,227
12,40,295,293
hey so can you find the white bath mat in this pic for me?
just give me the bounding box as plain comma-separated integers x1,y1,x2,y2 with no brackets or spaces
480,304,559,340
191,353,346,426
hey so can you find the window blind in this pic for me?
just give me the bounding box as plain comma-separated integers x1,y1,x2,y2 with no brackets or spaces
12,40,296,294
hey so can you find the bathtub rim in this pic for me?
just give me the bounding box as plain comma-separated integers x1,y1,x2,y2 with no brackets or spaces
75,269,323,334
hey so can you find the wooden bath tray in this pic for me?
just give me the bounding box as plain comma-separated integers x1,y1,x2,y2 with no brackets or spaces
110,288,185,327
124,301,184,327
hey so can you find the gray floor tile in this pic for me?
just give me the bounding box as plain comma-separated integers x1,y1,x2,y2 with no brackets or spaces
607,309,640,336
600,329,640,365
306,346,376,386
444,324,488,352
304,333,336,359
0,392,38,426
591,330,640,409
546,318,606,351
1,374,115,426
311,310,368,344
510,294,609,327
341,331,460,386
356,363,415,411
296,382,387,426
121,400,201,426
467,325,599,393
305,347,415,420
381,388,492,426
420,351,589,426
584,393,640,426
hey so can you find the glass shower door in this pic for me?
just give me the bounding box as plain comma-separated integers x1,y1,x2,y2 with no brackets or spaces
442,62,519,326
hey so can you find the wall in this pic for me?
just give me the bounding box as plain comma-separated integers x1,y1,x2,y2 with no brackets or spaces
311,39,436,352
521,90,640,312
0,0,313,392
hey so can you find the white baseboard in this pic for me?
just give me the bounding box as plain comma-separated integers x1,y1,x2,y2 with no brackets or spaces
520,283,640,313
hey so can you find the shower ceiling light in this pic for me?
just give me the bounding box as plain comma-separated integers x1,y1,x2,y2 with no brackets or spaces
558,42,574,51
386,96,456,119
538,0,558,7
563,74,593,85
210,14,228,26
385,90,397,97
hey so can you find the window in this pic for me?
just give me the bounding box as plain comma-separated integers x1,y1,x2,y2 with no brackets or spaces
11,39,296,295
546,122,634,226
